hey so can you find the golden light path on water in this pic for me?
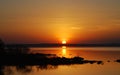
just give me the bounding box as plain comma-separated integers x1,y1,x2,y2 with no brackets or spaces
30,46,120,60
62,46,67,57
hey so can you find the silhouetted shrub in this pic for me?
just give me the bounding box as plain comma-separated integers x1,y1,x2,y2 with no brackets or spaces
116,59,120,63
0,38,5,53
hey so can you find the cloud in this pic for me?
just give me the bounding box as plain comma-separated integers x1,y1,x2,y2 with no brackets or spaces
71,27,82,30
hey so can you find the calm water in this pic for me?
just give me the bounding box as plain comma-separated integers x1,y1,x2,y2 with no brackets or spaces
1,47,120,75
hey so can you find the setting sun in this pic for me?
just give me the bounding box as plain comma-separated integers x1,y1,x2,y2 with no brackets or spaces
62,40,67,44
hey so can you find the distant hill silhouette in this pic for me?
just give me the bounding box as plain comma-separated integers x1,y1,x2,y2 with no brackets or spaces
6,43,120,48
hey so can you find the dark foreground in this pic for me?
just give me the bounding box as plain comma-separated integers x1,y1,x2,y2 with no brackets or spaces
0,53,104,66
0,53,120,75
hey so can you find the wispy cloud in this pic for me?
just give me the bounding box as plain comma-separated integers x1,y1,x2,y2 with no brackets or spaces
71,27,82,30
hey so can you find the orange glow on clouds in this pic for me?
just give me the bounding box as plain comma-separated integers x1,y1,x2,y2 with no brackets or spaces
1,0,120,44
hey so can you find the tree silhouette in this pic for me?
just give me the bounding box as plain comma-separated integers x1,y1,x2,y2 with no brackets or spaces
0,38,5,53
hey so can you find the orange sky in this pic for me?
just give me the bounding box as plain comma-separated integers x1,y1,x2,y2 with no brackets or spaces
0,0,120,44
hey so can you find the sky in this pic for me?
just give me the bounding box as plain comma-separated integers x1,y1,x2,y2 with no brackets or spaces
0,0,120,44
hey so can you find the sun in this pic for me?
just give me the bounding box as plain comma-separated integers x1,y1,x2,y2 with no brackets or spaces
62,40,67,44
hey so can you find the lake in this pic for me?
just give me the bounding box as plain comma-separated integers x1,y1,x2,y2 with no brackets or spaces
1,47,120,75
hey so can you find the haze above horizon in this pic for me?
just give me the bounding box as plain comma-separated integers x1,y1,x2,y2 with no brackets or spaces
0,0,120,44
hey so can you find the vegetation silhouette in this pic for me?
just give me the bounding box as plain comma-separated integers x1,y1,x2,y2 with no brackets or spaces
0,53,103,66
0,52,104,75
3,38,120,75
0,38,103,66
0,38,5,53
0,55,103,75
0,65,58,75
115,59,120,63
0,66,4,75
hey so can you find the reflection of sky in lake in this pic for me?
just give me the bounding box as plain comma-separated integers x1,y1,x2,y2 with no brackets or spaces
30,47,120,60
1,47,120,75
2,63,120,75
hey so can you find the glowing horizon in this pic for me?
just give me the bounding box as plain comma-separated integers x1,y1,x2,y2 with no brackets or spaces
0,0,120,44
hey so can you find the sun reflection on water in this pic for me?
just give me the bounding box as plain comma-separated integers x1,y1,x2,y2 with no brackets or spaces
62,46,67,57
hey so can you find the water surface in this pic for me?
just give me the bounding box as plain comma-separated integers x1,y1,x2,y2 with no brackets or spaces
1,47,120,75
